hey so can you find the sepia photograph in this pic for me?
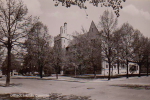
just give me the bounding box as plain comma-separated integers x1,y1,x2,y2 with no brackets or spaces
0,0,150,100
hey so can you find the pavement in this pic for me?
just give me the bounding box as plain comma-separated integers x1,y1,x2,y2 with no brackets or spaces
0,75,150,100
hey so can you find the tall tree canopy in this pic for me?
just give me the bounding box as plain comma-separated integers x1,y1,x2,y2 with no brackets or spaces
99,10,117,80
24,21,52,78
66,26,101,78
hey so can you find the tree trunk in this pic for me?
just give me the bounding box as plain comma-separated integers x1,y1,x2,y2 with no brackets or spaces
147,56,149,76
40,66,43,78
117,60,120,74
138,63,141,77
93,65,97,79
112,65,113,76
75,66,76,77
38,60,43,78
126,60,129,78
56,66,58,79
108,60,111,80
79,65,82,75
108,46,111,80
94,70,96,79
56,73,58,79
6,43,11,86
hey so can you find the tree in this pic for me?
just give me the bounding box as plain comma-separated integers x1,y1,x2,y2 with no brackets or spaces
86,37,101,78
132,30,149,77
52,43,62,79
99,10,117,80
0,0,29,86
24,21,52,78
145,39,150,76
113,23,150,77
53,0,126,17
112,29,123,74
65,33,87,76
66,26,101,78
118,23,134,78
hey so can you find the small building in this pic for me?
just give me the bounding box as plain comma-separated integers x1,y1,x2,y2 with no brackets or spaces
101,61,139,76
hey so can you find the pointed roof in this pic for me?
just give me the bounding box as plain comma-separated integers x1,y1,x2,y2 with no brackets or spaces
88,21,99,35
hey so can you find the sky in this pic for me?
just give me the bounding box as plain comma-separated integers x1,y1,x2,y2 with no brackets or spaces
23,0,150,38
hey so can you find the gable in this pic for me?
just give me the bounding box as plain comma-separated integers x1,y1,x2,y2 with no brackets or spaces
88,21,99,35
88,21,100,39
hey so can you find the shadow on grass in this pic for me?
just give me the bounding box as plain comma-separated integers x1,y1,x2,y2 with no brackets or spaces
0,93,91,100
0,83,22,87
49,93,91,100
73,73,150,79
0,93,36,100
111,84,150,90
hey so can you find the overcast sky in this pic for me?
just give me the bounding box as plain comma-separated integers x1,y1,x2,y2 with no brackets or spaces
23,0,150,37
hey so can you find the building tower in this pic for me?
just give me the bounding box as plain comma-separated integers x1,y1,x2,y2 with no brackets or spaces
60,22,67,49
54,22,72,75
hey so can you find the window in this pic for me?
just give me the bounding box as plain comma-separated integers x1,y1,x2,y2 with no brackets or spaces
122,65,125,69
106,65,108,68
66,47,69,51
136,65,138,70
114,65,116,69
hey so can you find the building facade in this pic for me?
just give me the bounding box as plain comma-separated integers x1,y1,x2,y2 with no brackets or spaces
54,21,139,76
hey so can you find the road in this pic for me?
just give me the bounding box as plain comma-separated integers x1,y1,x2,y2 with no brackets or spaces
0,76,150,100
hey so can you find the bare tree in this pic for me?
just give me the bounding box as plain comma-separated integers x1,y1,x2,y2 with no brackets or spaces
99,10,117,80
0,0,29,86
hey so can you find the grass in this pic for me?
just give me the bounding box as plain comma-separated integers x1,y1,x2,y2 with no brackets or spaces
72,73,150,79
0,93,91,100
0,83,22,87
112,84,150,90
48,93,91,100
0,93,36,100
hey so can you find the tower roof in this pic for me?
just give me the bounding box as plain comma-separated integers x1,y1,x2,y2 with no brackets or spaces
88,20,99,35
